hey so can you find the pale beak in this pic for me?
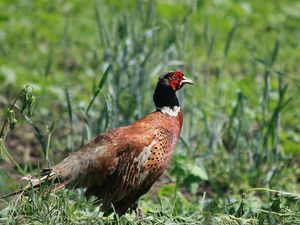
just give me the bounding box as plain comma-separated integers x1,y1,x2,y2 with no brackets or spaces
180,76,194,86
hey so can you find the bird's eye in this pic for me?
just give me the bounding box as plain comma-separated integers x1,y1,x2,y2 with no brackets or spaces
170,75,176,80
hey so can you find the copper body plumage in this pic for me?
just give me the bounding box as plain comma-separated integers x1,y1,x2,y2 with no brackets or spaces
3,71,194,216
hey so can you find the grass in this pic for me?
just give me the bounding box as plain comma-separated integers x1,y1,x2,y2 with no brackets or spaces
0,0,300,224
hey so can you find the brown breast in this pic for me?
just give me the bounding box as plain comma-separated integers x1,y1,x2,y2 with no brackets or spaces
106,109,183,205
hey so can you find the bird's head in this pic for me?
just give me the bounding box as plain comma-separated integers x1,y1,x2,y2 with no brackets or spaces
158,71,194,92
153,71,194,109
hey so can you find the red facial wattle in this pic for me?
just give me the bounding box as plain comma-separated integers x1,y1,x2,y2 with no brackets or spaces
169,80,179,91
168,71,194,91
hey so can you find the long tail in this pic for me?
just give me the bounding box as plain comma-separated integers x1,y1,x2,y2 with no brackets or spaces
0,169,68,199
1,148,92,199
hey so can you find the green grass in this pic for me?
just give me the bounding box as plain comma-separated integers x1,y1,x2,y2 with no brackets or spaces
0,0,300,224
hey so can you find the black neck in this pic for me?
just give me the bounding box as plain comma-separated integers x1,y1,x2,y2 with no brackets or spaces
153,85,179,108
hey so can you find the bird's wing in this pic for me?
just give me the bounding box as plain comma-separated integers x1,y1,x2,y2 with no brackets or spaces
52,123,155,185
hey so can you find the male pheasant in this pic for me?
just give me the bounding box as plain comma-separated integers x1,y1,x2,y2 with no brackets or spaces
3,71,194,215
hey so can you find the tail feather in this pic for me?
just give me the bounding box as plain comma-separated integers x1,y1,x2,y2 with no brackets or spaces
1,149,90,200
1,169,67,199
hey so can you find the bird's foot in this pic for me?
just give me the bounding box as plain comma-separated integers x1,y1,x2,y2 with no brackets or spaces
135,206,144,218
130,202,144,217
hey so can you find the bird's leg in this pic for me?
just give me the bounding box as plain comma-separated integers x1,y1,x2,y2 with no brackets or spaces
135,206,144,218
130,202,144,217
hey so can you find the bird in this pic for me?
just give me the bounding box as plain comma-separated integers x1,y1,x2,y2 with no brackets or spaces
2,71,194,216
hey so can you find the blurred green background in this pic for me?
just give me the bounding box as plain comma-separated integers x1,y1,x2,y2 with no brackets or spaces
0,0,300,224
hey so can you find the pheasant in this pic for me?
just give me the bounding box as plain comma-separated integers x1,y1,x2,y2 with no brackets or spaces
2,71,194,216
